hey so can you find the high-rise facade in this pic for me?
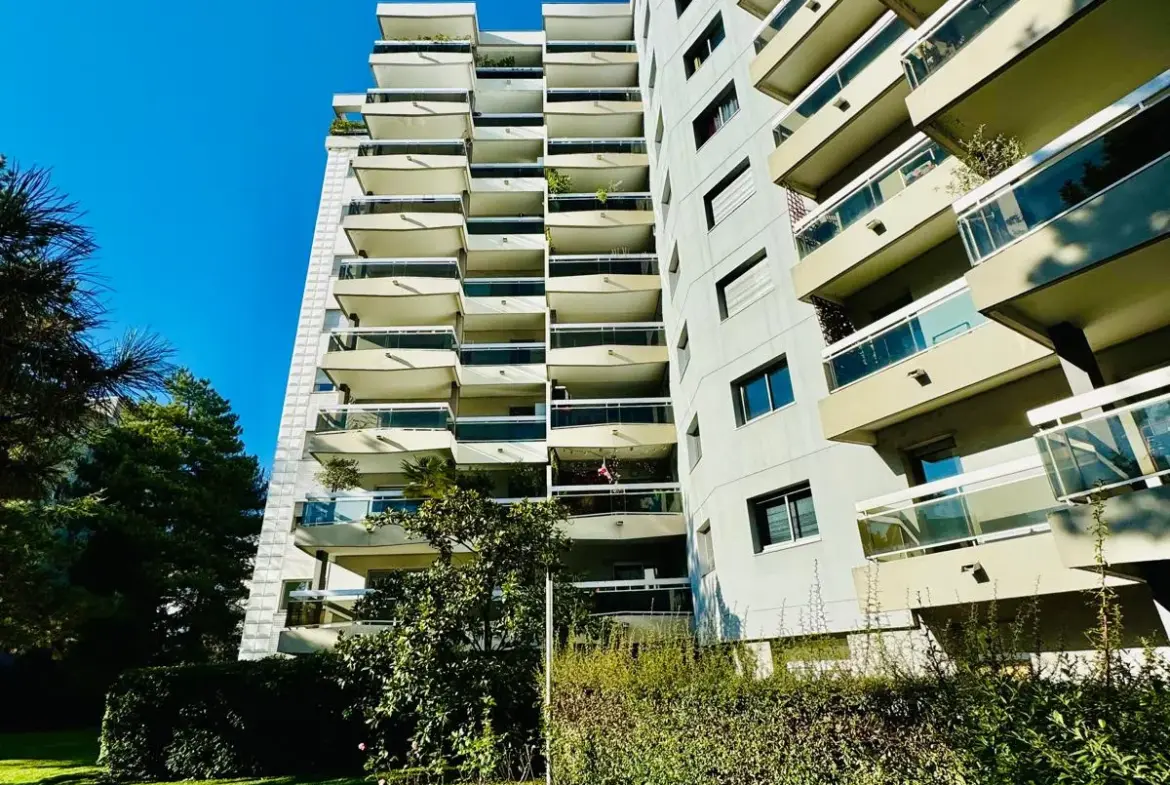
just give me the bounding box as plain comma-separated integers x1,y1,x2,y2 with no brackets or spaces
242,0,1170,659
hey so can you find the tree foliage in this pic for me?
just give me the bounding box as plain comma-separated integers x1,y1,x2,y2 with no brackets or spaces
948,124,1025,196
315,457,362,494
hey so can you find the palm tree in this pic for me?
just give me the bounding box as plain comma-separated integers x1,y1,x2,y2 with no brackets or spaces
402,456,460,499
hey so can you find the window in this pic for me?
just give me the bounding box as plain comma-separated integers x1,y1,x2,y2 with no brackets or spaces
675,0,692,17
648,56,657,101
683,14,725,78
734,356,794,425
660,175,672,222
279,579,312,610
654,110,665,156
668,245,681,295
751,482,818,552
641,4,651,39
696,521,715,576
614,563,648,580
322,308,345,332
703,158,754,229
908,436,963,486
716,250,772,319
686,416,702,468
314,369,335,393
693,83,739,148
677,324,690,376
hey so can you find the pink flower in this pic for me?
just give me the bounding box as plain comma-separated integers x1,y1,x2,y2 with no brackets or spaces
358,742,366,752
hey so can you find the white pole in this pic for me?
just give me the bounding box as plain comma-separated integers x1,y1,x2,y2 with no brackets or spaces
545,569,553,785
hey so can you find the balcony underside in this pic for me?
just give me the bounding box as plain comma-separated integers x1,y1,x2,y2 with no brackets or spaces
465,236,546,272
546,213,655,254
294,522,433,557
377,9,477,42
543,12,633,42
352,156,470,196
548,345,669,386
308,428,454,474
547,276,661,322
819,324,1055,444
467,182,545,217
1050,486,1170,575
458,363,547,397
543,155,649,191
321,349,457,399
342,216,465,257
544,55,639,89
363,106,473,140
333,278,460,326
462,295,547,331
549,423,677,461
370,54,474,90
793,157,961,302
965,160,1170,353
545,105,643,138
471,126,545,162
564,512,686,540
908,0,1170,154
453,440,548,465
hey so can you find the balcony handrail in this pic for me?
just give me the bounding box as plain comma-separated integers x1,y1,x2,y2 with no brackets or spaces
349,194,463,204
329,326,458,336
793,133,940,235
549,252,657,261
552,321,663,330
357,139,468,152
465,215,544,222
455,415,546,423
551,191,653,199
855,454,1047,515
573,577,690,591
550,397,672,407
1033,385,1170,456
545,39,637,46
897,0,1014,78
821,278,971,360
750,0,800,49
289,588,372,602
464,276,545,283
770,12,907,135
1028,365,1170,428
548,137,648,144
317,402,453,413
367,87,472,95
339,256,460,266
304,490,408,502
552,482,682,494
461,341,545,349
374,38,473,45
953,71,1170,217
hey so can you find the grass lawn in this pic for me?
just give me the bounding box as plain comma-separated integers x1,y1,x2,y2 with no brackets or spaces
0,731,528,785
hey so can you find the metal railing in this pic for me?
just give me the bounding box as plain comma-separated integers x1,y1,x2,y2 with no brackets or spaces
453,416,547,442
752,0,804,54
346,196,463,216
794,136,951,257
301,494,423,525
550,323,666,348
546,88,642,103
462,277,545,297
547,193,654,212
553,484,683,516
357,140,467,157
315,404,452,433
469,163,545,179
548,253,658,276
772,15,907,145
338,258,461,280
550,398,673,428
901,0,1020,87
366,88,471,104
573,577,693,616
373,40,472,54
822,281,985,389
956,84,1170,264
547,138,648,155
459,342,546,365
327,327,458,353
465,217,545,234
856,456,1061,559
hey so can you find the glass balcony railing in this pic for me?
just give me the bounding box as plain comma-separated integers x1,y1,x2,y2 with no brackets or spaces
476,66,544,79
473,112,545,127
327,328,457,353
301,494,423,526
795,137,951,257
453,416,547,442
546,89,642,103
465,217,545,234
1036,392,1170,501
551,399,673,428
752,0,804,54
857,457,1061,559
574,577,693,616
373,40,473,55
346,196,464,216
366,89,471,104
545,41,637,54
902,0,1020,88
772,16,908,145
824,282,985,389
315,405,452,433
550,324,666,348
357,140,467,157
338,258,461,280
957,92,1170,264
459,343,546,365
547,139,648,155
547,193,654,212
554,486,683,517
462,278,545,297
469,163,545,179
548,254,658,276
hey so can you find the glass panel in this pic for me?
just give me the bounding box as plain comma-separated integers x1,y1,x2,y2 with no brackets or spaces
548,257,657,276
338,260,459,279
367,90,469,104
358,141,466,156
347,198,462,216
548,139,648,155
328,331,456,352
315,408,450,432
754,0,805,54
959,97,1170,262
459,345,545,365
767,363,795,409
789,489,818,538
551,326,665,348
590,588,693,615
902,0,1021,87
465,218,545,234
761,499,793,545
473,113,545,127
548,195,654,212
559,490,683,516
551,404,673,427
546,89,641,102
826,289,985,389
454,418,547,442
545,41,637,53
469,165,544,179
741,375,772,421
373,41,471,54
462,279,545,297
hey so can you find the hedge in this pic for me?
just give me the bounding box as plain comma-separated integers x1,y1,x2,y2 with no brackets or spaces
101,654,371,781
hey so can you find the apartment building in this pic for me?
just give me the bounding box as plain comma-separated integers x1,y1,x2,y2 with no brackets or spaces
241,0,1170,659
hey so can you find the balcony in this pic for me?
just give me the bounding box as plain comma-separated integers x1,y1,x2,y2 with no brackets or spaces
457,342,548,394
959,74,1170,351
548,323,669,387
546,193,655,254
376,2,478,44
361,89,473,140
553,483,685,539
295,494,427,555
277,589,387,653
307,404,455,474
791,134,962,301
473,75,545,116
341,196,466,257
818,280,1053,443
1029,366,1170,572
351,140,470,196
902,0,1170,153
850,455,1105,609
369,40,474,90
547,253,661,323
544,47,638,89
332,259,461,326
542,5,635,42
453,415,549,465
544,89,643,139
461,278,547,332
767,14,911,198
320,327,458,399
750,0,889,102
549,398,676,460
545,138,649,191
468,163,545,216
573,577,693,625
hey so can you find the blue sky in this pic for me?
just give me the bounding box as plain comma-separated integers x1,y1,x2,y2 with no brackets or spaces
0,0,547,468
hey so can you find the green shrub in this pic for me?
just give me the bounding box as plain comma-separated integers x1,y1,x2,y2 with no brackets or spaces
101,655,367,781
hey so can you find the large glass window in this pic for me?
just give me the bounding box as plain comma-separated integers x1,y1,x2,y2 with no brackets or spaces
693,84,740,148
734,357,795,425
751,483,818,552
684,14,725,78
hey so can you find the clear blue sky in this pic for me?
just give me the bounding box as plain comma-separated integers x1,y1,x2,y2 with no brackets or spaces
0,0,547,468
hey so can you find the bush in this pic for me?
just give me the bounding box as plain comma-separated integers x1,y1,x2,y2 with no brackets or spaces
101,655,366,781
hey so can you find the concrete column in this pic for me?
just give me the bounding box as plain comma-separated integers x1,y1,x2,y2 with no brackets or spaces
1049,322,1105,394
313,549,330,591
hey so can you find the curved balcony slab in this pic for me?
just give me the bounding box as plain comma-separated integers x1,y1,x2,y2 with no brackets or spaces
544,51,639,88
341,212,466,257
546,273,660,323
544,101,644,138
308,427,456,474
362,101,473,140
546,210,655,254
352,154,470,195
333,276,461,326
549,422,677,460
320,347,457,399
547,343,669,386
370,51,475,90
